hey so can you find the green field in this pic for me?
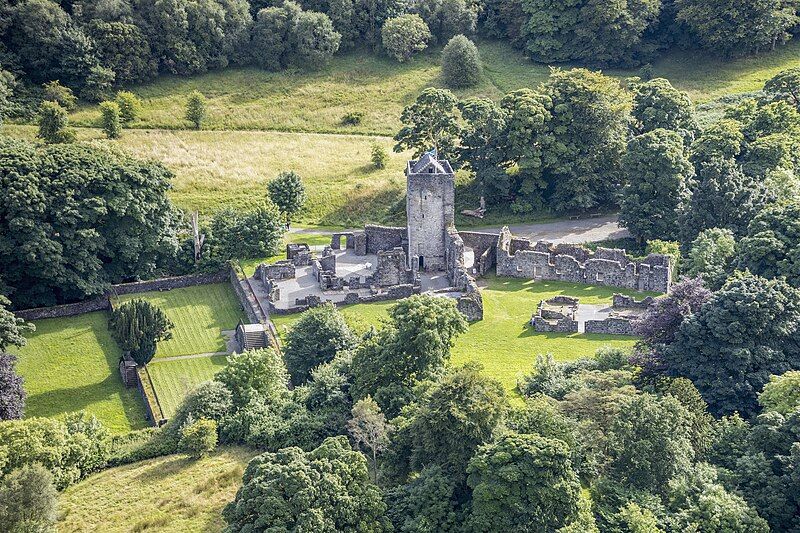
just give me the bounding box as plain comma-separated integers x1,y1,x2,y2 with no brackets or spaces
116,283,245,359
62,40,800,136
10,312,148,434
148,355,229,418
274,276,649,395
58,446,256,533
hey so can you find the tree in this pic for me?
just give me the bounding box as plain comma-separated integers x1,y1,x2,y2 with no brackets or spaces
381,14,432,62
292,11,341,68
618,503,663,533
115,91,142,125
267,171,306,227
348,396,391,482
0,353,25,421
251,4,299,70
520,0,662,66
180,418,218,458
758,371,800,415
386,465,460,532
684,228,736,290
284,303,355,385
764,68,800,111
413,0,476,43
80,65,116,103
215,348,289,407
108,299,174,366
620,129,693,243
630,78,699,143
87,20,158,85
540,68,629,211
665,272,800,416
676,0,800,57
407,364,506,481
679,157,767,244
185,90,207,129
0,464,58,533
42,80,77,111
441,34,481,88
223,436,391,532
457,98,512,204
0,296,32,352
99,101,122,139
467,434,581,531
371,143,388,169
36,101,74,144
0,69,12,128
736,200,800,287
394,87,460,161
208,203,285,262
0,139,180,308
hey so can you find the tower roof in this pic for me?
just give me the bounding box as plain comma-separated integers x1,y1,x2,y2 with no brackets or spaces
408,152,453,175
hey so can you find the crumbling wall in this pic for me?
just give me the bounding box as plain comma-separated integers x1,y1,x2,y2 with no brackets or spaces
613,294,656,309
585,318,636,336
365,225,407,254
459,231,499,276
457,278,484,321
257,261,295,282
375,248,412,287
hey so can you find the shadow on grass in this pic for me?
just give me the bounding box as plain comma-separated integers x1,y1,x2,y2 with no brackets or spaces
135,455,195,483
26,374,124,419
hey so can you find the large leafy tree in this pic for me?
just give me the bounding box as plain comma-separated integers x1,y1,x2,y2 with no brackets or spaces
0,138,180,308
630,78,699,143
684,228,736,290
441,35,481,89
0,464,58,533
521,0,662,66
381,14,432,62
764,68,800,111
267,171,307,227
467,433,581,531
208,203,285,262
394,87,460,161
540,68,629,211
108,299,174,366
665,272,800,416
676,0,800,57
620,128,693,243
758,371,800,415
87,20,158,84
0,296,31,352
223,436,391,532
736,200,800,287
284,303,355,385
457,98,512,203
292,11,341,68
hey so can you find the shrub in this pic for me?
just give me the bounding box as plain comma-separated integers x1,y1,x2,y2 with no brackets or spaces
381,14,431,62
42,80,77,110
108,299,174,366
441,34,481,88
115,91,142,124
267,171,307,226
185,90,207,129
180,418,218,459
293,11,341,68
99,101,121,139
0,353,25,420
371,143,388,169
80,64,115,102
36,101,74,144
341,111,364,125
0,464,58,533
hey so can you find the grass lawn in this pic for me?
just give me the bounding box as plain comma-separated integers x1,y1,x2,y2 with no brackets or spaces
147,355,229,419
60,40,800,136
10,312,148,434
116,283,244,359
273,276,651,396
58,446,257,533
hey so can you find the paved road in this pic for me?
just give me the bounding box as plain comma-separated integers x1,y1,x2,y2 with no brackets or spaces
290,215,628,244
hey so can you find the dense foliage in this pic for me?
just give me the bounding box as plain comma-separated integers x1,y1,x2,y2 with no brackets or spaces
441,34,481,88
108,299,174,366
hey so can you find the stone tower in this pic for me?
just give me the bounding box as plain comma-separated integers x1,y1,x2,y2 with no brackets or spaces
406,151,455,271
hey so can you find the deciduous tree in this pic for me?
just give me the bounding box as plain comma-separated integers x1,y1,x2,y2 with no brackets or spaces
684,228,736,290
267,171,306,227
441,34,481,88
736,200,800,287
185,90,207,129
0,464,58,533
348,396,391,482
381,14,432,62
394,87,460,161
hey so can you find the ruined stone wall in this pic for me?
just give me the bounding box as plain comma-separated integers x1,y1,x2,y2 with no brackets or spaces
613,294,656,309
585,318,636,336
375,248,412,287
496,227,671,293
459,231,499,275
364,225,407,254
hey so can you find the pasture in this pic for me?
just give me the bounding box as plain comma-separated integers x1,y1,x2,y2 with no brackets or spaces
116,283,245,359
147,356,229,419
10,312,149,434
58,447,256,533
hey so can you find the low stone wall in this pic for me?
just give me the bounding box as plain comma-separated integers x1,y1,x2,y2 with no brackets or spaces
585,318,636,336
612,294,656,309
136,366,166,426
229,266,261,324
532,316,579,333
15,295,111,321
365,224,407,254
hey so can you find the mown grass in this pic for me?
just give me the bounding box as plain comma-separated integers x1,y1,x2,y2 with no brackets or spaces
58,446,257,533
273,276,651,396
10,312,148,434
115,284,244,359
61,40,800,136
147,355,229,418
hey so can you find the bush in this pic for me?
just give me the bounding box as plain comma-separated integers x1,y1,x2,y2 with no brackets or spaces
108,299,174,366
341,111,364,125
80,64,115,102
292,11,341,68
381,14,432,62
0,353,25,420
42,80,77,110
371,143,388,169
645,240,681,280
185,90,207,129
115,91,142,124
36,101,74,144
99,101,121,139
441,35,481,88
0,464,58,532
180,418,218,459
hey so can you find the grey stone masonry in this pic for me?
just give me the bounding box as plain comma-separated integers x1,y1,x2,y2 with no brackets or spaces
406,152,455,272
496,227,671,293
